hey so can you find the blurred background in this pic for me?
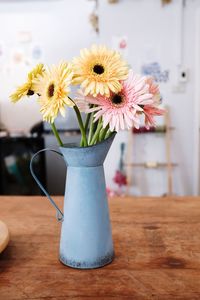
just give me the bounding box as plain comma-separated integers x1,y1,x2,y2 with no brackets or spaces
0,0,199,197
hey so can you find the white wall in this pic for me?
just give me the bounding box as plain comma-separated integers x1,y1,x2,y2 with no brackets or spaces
0,0,95,132
100,0,200,195
0,0,199,195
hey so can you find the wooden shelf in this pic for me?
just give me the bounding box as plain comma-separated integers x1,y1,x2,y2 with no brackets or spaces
126,106,176,196
125,162,178,169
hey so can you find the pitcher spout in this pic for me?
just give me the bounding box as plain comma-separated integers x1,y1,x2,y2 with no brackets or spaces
59,133,116,167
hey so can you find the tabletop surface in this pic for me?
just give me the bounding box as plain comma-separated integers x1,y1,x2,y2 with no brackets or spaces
0,196,200,300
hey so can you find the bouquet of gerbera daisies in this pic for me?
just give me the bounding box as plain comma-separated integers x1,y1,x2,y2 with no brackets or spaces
10,45,164,147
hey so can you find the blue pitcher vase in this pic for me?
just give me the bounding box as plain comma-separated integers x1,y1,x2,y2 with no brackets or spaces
30,133,115,269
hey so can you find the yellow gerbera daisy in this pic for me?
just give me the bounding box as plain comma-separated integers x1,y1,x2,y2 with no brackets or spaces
10,64,44,102
33,62,74,123
72,45,129,97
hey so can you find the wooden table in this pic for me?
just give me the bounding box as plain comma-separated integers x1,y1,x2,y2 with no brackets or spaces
0,196,200,300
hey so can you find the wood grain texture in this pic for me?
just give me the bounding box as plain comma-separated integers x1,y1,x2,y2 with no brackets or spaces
0,220,9,253
0,196,200,300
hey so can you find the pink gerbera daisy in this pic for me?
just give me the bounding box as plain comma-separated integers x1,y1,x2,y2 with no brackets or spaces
145,76,161,105
143,105,165,128
85,70,153,132
141,77,165,128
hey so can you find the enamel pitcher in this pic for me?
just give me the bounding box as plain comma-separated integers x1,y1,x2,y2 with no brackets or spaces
30,134,115,269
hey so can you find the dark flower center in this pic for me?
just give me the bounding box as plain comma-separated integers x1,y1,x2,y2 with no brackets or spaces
27,90,34,96
48,84,55,98
112,94,123,105
93,64,104,75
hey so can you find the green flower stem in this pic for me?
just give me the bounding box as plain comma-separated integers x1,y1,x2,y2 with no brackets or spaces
80,113,90,145
90,120,103,145
105,129,113,139
51,123,63,147
68,96,88,147
84,110,92,131
99,125,109,142
73,105,88,147
88,112,95,145
80,105,93,146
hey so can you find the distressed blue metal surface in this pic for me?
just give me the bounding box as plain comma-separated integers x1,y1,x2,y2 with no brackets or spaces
30,134,116,269
61,134,115,167
30,149,64,222
59,134,115,269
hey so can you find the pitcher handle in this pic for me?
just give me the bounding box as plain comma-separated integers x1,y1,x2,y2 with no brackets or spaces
30,148,64,222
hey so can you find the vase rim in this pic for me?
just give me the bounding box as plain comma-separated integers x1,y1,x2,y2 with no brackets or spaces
60,132,116,150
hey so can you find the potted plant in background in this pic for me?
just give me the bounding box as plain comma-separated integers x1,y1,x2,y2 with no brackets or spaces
10,45,164,269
